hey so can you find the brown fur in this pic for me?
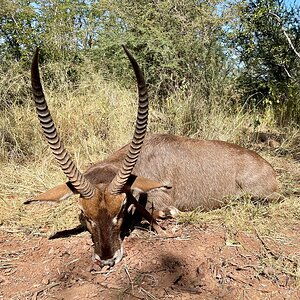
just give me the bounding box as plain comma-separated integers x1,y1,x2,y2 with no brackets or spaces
85,133,278,212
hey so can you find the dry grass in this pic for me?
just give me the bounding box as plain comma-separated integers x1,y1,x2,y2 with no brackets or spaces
0,60,299,286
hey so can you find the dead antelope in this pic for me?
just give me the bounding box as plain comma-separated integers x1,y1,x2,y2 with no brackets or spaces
27,47,279,268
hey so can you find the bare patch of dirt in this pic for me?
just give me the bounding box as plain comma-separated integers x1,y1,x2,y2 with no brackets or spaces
1,219,300,300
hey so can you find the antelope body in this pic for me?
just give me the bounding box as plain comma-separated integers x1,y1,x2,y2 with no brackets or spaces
89,134,278,212
28,47,278,268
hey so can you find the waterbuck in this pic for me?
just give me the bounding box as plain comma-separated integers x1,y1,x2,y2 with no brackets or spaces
27,47,279,268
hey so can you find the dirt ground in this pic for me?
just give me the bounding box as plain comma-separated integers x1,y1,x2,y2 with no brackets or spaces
1,218,300,300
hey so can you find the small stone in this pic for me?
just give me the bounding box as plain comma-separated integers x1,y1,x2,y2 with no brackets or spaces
42,278,49,285
106,283,121,289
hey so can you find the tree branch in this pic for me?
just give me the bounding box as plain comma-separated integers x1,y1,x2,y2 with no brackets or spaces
269,11,300,60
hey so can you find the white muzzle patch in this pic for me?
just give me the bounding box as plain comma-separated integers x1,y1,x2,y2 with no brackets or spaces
93,245,124,267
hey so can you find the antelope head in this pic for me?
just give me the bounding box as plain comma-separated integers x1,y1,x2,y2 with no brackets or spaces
31,47,167,267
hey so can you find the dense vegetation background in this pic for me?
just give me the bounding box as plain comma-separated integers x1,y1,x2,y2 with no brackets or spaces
0,2,299,291
0,0,299,164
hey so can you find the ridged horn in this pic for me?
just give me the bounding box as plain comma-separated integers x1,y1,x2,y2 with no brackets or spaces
109,46,149,195
31,48,96,199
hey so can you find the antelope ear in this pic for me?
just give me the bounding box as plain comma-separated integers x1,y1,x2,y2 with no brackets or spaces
24,182,78,204
127,175,172,195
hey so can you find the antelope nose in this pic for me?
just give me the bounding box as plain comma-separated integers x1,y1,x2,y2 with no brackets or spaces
100,258,115,268
93,253,115,268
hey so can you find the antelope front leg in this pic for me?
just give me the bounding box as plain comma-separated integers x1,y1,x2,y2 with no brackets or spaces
126,193,165,234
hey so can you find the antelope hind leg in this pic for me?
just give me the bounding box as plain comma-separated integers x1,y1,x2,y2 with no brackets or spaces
153,206,180,219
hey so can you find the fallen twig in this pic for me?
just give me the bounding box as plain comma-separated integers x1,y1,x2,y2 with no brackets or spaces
123,291,144,299
227,273,253,286
228,261,259,272
124,264,134,293
255,228,278,259
31,282,60,300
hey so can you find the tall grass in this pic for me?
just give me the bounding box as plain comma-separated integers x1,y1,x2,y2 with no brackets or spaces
2,58,295,166
0,60,138,164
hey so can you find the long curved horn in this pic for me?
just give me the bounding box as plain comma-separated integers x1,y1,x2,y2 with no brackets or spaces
109,46,149,195
31,49,96,199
